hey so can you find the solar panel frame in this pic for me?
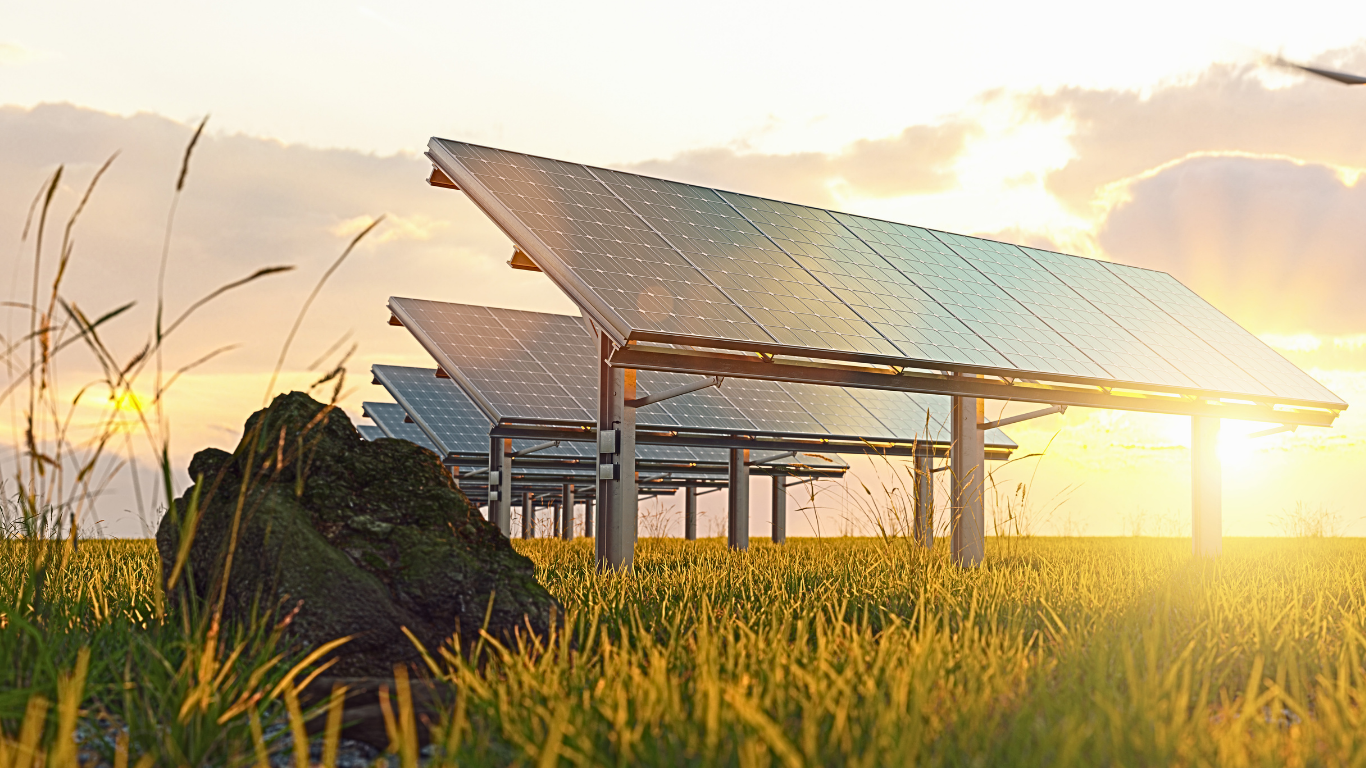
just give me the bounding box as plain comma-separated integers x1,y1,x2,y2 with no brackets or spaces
362,400,442,452
427,138,1344,413
389,297,1018,450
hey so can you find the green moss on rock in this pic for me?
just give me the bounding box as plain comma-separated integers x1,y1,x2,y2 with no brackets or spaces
156,391,558,675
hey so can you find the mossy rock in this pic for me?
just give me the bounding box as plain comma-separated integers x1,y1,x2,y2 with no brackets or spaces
156,392,557,675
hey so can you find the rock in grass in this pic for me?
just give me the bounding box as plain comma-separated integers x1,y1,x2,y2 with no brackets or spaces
156,391,557,676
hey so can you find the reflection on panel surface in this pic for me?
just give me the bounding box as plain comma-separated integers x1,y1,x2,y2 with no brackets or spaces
1101,262,1342,405
370,366,495,454
389,297,1010,444
430,138,1343,408
1017,247,1272,396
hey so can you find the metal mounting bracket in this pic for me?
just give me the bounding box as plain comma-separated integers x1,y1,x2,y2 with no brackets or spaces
512,440,560,458
980,404,1067,431
625,376,723,408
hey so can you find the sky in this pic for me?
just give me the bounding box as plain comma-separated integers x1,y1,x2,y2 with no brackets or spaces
3,0,1366,538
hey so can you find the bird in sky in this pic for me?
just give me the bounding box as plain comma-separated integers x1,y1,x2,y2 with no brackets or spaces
1271,56,1366,85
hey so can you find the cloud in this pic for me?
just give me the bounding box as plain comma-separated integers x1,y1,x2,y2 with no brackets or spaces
625,121,980,207
1017,45,1366,214
1095,154,1366,336
0,102,576,380
329,212,446,243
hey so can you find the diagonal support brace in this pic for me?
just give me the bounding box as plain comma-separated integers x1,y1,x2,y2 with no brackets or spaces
748,450,798,467
626,376,723,408
513,440,560,458
980,404,1067,431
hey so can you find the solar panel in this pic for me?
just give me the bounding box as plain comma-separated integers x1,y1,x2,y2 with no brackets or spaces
395,302,592,423
593,168,893,356
356,424,385,441
1097,261,1340,404
389,297,1018,450
369,365,506,456
1015,246,1272,397
372,363,764,464
639,369,758,432
429,138,1344,411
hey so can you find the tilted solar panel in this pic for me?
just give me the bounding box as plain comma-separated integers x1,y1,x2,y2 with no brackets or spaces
356,424,385,442
427,138,1344,412
372,364,596,458
372,363,819,465
362,400,442,453
388,297,1017,449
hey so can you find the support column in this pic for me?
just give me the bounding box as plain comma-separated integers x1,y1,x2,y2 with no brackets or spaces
913,443,934,548
597,333,637,571
561,484,575,541
1191,416,1222,557
727,448,750,550
771,475,787,544
488,436,512,536
583,496,594,539
521,491,535,539
951,394,985,567
552,499,562,539
684,486,698,541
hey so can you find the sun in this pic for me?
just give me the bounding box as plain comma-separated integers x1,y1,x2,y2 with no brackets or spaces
1216,420,1285,480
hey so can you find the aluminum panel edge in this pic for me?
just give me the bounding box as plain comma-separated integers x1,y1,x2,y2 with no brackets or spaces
427,139,632,348
370,366,457,454
387,297,504,424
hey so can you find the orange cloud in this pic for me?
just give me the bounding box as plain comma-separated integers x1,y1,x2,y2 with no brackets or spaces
1096,154,1366,336
1015,45,1366,215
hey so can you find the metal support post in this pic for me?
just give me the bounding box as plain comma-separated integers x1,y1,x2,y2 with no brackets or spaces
913,443,934,548
552,500,562,539
521,491,534,539
684,486,698,540
951,393,985,567
727,447,750,551
561,484,574,541
583,496,594,539
771,475,786,544
596,333,637,571
1191,416,1222,557
488,436,512,536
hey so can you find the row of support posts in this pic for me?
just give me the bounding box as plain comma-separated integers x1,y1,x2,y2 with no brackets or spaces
486,441,594,538
544,331,1224,570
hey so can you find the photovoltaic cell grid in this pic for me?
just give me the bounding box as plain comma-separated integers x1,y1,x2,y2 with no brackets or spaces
371,366,501,454
362,401,440,452
1016,246,1273,397
593,168,893,356
357,424,385,441
389,297,1016,449
430,138,1343,409
451,147,770,345
374,362,812,466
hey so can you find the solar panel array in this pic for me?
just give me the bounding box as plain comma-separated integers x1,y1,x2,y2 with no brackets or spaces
389,297,1016,448
371,366,497,455
361,401,439,451
429,138,1343,409
356,424,385,441
373,364,850,469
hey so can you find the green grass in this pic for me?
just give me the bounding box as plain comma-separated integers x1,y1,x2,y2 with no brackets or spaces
4,535,1366,766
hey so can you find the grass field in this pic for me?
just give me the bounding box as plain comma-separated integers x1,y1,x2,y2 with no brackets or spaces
3,534,1364,766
